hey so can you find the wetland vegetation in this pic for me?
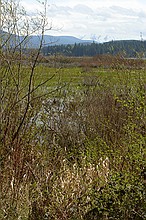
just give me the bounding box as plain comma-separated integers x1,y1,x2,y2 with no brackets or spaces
0,0,146,219
1,53,146,219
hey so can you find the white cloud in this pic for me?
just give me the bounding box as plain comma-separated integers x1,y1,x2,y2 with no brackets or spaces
73,4,93,14
20,0,146,41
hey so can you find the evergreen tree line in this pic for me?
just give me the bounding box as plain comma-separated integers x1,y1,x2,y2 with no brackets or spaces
42,40,146,58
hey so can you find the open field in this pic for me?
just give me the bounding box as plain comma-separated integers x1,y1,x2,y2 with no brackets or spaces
1,55,146,219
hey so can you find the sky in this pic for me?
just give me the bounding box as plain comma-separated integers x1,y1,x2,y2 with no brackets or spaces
20,0,146,42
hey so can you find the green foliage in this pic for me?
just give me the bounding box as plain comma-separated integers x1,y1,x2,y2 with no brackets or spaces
90,172,146,220
42,40,146,58
1,47,146,219
1,1,145,219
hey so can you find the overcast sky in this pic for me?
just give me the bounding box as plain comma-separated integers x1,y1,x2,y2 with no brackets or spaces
21,0,146,42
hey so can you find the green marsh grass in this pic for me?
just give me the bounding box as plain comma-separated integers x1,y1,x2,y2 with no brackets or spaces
1,56,146,219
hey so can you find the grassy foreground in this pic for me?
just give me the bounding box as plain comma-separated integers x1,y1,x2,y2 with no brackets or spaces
0,56,146,219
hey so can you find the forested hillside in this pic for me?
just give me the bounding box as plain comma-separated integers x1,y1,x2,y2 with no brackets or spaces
42,40,146,57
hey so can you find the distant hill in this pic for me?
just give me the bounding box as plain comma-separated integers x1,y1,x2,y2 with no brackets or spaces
0,31,93,48
41,35,92,46
1,31,146,58
19,35,93,48
42,39,146,58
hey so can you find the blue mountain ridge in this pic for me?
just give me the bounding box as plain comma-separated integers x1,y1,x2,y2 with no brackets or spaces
0,31,93,48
